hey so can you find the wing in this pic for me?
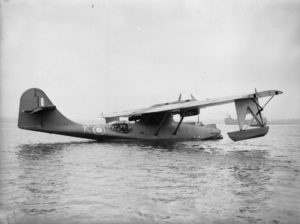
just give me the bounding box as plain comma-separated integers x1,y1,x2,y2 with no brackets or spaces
103,90,283,120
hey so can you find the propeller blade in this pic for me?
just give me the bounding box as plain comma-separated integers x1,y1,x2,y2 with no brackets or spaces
178,93,182,101
190,94,197,100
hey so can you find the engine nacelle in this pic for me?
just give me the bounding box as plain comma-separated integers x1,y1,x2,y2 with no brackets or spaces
129,115,141,122
180,108,200,117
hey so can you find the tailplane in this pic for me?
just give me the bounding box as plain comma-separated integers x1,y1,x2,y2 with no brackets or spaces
18,88,76,131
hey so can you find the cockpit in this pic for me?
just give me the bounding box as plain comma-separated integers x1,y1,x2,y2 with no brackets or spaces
110,121,132,133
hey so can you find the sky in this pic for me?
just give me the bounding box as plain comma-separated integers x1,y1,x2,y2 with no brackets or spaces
1,0,300,121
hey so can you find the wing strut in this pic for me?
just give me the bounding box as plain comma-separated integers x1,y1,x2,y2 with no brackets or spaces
250,93,275,127
247,107,264,127
173,115,184,135
155,112,169,136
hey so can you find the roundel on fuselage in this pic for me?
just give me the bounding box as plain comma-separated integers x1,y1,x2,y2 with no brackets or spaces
93,126,105,135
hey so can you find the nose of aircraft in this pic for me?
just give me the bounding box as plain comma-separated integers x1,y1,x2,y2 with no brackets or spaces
208,127,223,140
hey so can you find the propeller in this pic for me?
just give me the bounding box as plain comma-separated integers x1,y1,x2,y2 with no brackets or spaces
190,94,197,100
178,93,182,101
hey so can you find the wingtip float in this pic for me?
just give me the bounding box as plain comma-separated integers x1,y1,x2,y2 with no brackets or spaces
18,88,282,142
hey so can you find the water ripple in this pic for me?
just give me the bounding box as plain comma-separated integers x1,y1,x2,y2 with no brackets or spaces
1,123,300,223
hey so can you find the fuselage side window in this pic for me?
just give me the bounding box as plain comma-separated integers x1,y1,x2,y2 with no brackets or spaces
111,122,132,133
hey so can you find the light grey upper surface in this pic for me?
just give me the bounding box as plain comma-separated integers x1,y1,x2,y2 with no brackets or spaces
103,90,283,118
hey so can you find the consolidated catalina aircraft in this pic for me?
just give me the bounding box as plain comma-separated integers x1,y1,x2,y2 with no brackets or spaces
18,88,282,142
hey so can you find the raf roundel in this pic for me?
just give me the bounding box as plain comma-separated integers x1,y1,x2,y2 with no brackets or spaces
93,127,105,135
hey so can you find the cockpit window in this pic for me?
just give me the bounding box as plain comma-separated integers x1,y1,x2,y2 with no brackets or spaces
110,122,132,133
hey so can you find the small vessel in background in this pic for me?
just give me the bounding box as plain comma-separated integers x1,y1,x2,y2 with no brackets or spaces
224,115,242,125
250,116,268,127
224,115,267,127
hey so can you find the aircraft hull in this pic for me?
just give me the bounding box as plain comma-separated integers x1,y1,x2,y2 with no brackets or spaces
20,122,222,141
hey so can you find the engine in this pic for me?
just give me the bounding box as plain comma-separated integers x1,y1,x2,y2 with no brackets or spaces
180,108,200,117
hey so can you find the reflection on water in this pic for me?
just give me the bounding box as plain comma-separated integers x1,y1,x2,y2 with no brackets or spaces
17,143,68,218
1,123,300,224
17,141,97,160
14,141,272,223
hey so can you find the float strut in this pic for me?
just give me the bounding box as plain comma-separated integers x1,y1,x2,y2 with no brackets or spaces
173,116,184,135
247,107,264,127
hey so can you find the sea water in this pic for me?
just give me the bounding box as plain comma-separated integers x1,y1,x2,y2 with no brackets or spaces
1,121,300,224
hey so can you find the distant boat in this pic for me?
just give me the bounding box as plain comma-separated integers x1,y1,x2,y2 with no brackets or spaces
224,115,267,126
224,115,241,125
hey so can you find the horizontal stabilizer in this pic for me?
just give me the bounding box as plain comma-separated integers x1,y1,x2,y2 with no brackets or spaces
25,105,56,114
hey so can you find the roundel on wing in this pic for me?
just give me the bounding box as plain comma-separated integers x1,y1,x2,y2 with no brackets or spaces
93,126,105,135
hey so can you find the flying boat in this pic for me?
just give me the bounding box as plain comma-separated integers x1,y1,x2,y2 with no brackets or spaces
18,88,282,141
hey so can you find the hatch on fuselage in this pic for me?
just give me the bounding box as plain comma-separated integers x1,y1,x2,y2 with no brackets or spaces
110,121,132,134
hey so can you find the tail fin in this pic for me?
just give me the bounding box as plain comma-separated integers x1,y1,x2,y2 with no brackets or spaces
18,88,76,131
